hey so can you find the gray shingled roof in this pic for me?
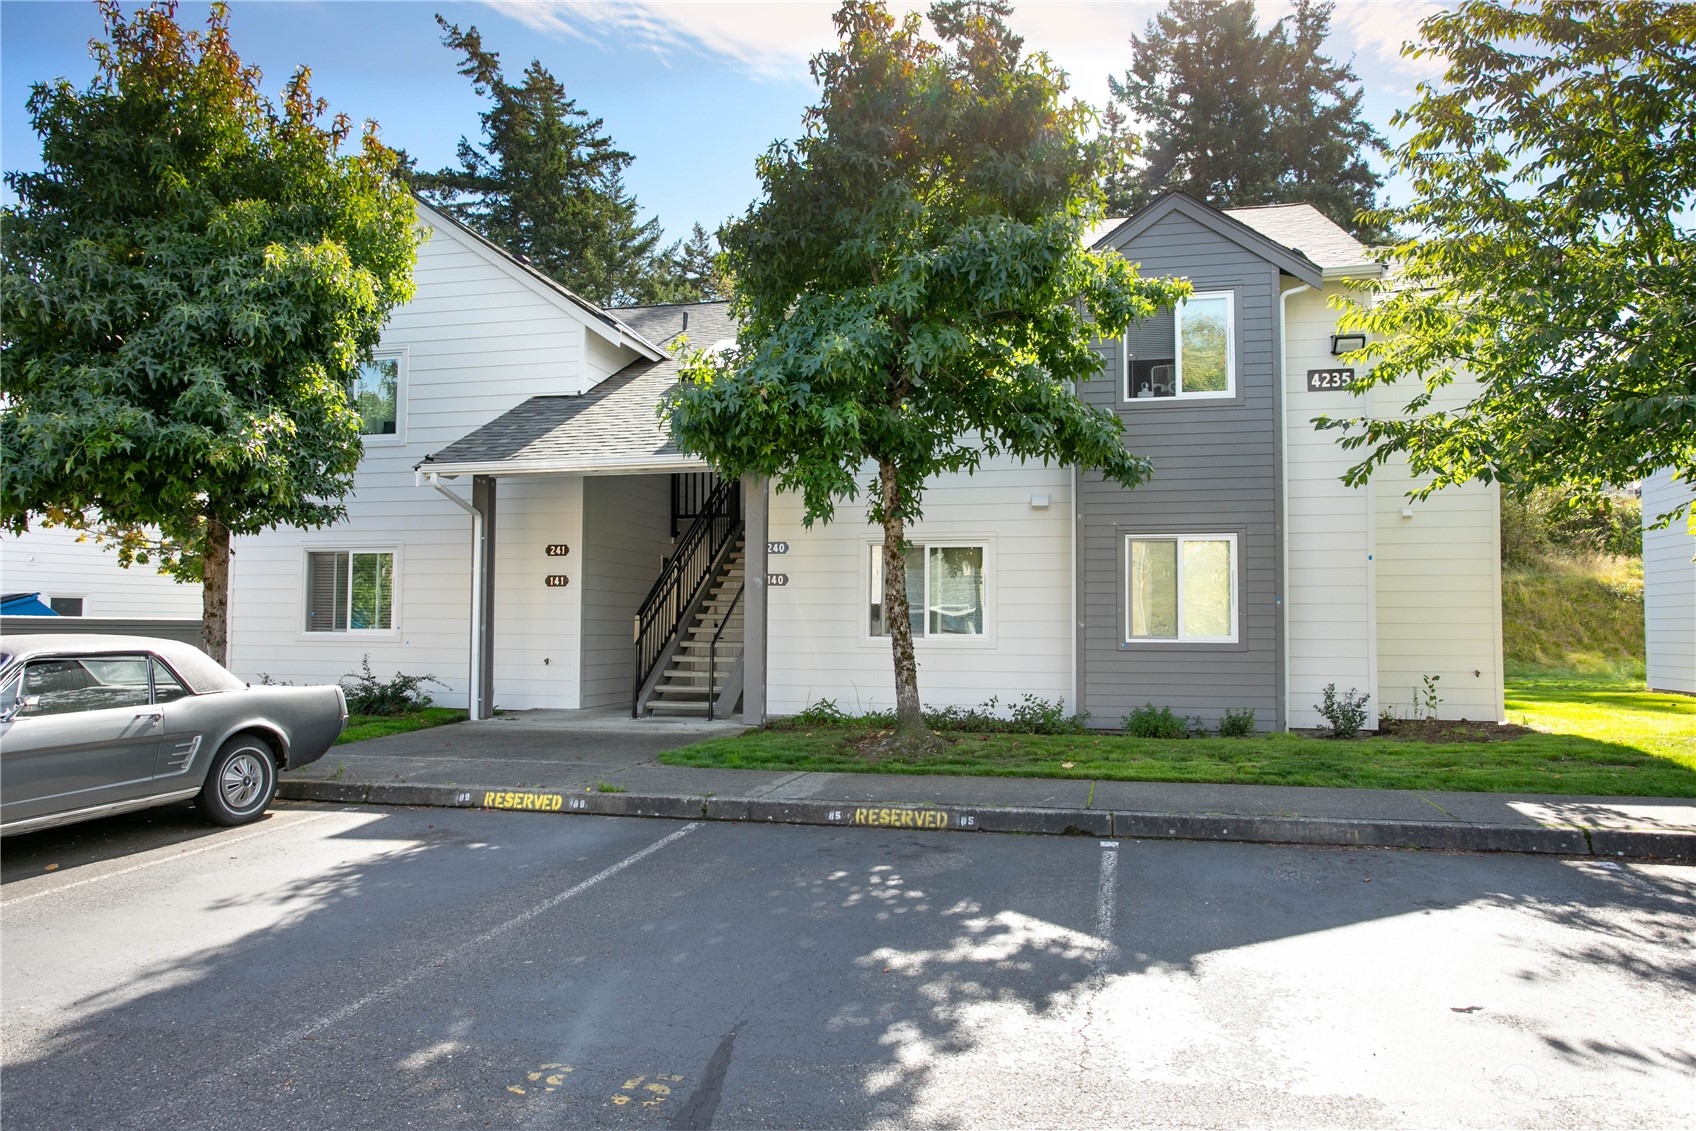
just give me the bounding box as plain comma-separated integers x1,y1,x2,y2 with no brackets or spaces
1085,217,1129,248
420,302,734,475
1223,204,1377,274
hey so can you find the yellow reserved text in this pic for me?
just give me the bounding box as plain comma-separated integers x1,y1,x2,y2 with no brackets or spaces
853,807,949,829
484,791,565,812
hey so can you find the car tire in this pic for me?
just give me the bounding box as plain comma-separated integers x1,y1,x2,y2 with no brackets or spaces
195,735,279,826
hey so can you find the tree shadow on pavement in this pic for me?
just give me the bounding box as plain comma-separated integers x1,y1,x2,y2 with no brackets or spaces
1,812,1692,1130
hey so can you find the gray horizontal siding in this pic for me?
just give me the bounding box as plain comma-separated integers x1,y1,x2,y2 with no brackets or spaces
579,474,674,709
1080,209,1284,730
0,617,202,647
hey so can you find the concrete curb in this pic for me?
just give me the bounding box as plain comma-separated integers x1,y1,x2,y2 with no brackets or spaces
276,781,1695,863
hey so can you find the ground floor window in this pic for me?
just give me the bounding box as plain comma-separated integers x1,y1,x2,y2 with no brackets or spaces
1124,534,1237,643
306,550,394,632
869,544,985,638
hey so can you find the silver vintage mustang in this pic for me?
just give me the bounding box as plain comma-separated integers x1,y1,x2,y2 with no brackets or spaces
0,634,347,836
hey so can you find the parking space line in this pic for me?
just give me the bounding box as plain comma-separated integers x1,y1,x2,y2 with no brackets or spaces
0,810,344,908
230,821,704,1075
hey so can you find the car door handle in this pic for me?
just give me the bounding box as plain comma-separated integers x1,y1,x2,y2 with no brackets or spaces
136,709,164,723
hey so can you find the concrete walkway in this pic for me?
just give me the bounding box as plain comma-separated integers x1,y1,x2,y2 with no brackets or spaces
280,708,1696,862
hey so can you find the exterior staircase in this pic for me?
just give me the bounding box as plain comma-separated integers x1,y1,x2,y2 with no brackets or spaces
644,541,744,717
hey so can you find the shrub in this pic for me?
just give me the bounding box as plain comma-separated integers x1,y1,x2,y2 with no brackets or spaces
1315,683,1370,738
789,694,1088,735
1219,707,1256,737
340,656,445,716
1006,693,1091,735
795,698,851,725
1123,703,1190,739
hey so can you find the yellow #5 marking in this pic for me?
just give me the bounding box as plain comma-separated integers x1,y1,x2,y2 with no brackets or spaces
852,807,949,829
484,791,565,812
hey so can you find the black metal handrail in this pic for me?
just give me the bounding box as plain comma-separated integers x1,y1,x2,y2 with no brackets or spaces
671,472,719,537
706,580,745,721
633,477,742,716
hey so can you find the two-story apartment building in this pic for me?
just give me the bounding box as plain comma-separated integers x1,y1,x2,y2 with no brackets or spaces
226,194,1504,731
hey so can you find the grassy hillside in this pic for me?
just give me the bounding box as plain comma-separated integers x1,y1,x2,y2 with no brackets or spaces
1502,552,1644,679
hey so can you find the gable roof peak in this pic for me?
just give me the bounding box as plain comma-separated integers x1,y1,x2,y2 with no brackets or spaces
411,197,667,360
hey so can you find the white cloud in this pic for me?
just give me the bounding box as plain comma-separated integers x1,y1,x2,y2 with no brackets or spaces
483,0,1447,113
1329,0,1450,81
483,1,835,80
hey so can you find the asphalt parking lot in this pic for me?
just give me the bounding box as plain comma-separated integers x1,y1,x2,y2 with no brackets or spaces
3,802,1692,1129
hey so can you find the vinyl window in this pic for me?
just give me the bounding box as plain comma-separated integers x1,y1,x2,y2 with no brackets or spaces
868,544,985,638
306,551,394,632
349,353,402,437
1126,292,1235,400
1124,534,1237,643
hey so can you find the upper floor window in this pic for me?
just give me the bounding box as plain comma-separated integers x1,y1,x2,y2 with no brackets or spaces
349,353,402,437
1125,292,1235,401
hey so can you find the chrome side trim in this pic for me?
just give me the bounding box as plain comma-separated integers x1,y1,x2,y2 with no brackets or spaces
0,788,203,838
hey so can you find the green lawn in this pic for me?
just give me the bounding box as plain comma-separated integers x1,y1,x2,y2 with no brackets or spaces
337,707,467,744
661,677,1696,797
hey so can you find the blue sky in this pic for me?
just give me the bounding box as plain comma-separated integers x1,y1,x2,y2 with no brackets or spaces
2,1,1448,243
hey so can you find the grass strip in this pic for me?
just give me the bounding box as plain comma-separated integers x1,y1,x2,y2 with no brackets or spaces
338,707,467,745
661,678,1696,797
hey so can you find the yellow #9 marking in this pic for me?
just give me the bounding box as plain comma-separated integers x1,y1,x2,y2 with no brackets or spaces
852,807,949,829
483,791,565,812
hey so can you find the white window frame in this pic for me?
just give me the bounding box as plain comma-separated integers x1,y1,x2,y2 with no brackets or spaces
1123,290,1237,403
865,541,992,645
301,547,401,637
351,348,407,446
1122,532,1239,644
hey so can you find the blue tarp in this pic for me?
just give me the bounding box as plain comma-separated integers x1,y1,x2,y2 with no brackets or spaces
1,592,58,616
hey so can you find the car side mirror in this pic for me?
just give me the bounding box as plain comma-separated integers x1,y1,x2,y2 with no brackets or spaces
1,695,40,723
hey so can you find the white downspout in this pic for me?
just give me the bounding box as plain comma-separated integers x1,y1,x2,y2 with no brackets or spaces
418,469,487,721
1277,282,1313,732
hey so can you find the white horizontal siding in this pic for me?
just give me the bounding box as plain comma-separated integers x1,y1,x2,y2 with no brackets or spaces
1371,462,1503,723
0,525,203,619
228,500,476,699
580,475,673,709
584,331,644,389
1643,470,1696,693
491,477,585,710
228,208,642,704
766,458,1075,717
1282,282,1375,729
229,475,589,710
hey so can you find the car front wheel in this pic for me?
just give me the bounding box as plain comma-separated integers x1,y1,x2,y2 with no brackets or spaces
195,736,279,826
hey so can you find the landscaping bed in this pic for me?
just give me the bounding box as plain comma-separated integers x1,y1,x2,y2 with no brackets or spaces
660,677,1696,797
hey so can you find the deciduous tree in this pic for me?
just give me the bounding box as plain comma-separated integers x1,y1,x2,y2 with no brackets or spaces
0,0,419,663
665,0,1186,747
1324,0,1696,520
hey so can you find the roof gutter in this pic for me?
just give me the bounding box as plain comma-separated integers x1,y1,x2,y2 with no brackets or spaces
420,455,712,479
417,470,493,721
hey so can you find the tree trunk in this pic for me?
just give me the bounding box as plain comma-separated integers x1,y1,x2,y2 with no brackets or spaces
201,517,230,666
878,459,930,746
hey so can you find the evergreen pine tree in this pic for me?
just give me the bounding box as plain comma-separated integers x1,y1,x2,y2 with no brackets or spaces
413,18,662,305
1107,0,1386,240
